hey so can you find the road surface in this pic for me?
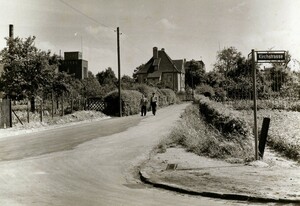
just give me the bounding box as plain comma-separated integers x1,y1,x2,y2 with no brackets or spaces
0,103,267,206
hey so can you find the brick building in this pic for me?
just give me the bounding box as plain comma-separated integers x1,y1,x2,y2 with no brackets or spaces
59,51,88,80
135,47,185,91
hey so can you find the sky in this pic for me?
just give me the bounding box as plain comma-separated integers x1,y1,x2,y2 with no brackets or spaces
1,0,300,76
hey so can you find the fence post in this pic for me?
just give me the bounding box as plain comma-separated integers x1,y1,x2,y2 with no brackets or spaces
27,100,30,123
258,117,270,158
61,91,64,116
252,49,259,160
39,99,43,122
9,99,12,127
51,90,54,119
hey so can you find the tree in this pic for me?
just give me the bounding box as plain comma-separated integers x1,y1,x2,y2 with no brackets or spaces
96,67,118,96
213,47,243,74
0,36,59,112
205,71,225,88
121,75,135,89
185,60,206,89
81,71,102,98
269,51,292,93
96,67,117,86
133,64,144,81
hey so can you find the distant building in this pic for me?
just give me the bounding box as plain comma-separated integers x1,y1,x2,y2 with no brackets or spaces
135,47,185,91
59,51,88,80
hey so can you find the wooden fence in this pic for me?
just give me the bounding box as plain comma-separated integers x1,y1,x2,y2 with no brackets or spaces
86,98,106,112
0,99,12,128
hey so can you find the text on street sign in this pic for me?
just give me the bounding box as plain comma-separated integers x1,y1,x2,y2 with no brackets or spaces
256,52,285,61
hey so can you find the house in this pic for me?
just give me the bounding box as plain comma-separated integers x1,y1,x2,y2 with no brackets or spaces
135,47,185,91
59,51,88,80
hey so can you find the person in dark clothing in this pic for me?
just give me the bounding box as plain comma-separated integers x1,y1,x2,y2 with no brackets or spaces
150,92,158,115
140,94,148,116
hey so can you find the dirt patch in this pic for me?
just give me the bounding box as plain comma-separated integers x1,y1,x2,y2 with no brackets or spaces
140,147,300,203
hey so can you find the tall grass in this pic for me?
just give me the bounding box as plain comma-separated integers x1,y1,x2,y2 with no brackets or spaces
157,104,254,163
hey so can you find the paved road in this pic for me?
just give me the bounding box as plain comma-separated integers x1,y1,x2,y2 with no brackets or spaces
0,103,266,206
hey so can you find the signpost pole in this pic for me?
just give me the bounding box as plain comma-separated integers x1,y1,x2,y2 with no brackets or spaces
252,49,259,160
117,27,122,117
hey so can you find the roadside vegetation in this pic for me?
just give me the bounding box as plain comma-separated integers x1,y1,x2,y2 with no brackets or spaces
223,98,300,162
1,34,300,163
157,98,254,163
0,36,186,125
227,102,300,162
156,46,300,163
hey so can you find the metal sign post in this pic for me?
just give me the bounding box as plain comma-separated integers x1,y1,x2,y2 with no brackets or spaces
251,49,259,160
249,49,286,160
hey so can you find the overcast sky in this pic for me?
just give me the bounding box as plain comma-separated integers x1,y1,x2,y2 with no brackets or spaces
1,0,300,76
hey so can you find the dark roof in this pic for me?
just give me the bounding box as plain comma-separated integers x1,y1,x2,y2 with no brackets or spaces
173,60,184,73
137,59,152,74
136,49,183,75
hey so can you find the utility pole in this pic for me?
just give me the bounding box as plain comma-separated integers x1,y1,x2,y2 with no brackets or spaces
252,49,258,160
117,27,122,117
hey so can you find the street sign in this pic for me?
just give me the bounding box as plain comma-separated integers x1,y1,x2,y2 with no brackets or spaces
249,49,286,160
256,51,286,62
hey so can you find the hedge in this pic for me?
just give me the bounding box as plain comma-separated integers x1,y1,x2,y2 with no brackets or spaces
103,87,179,116
104,90,142,116
160,89,177,105
195,95,251,138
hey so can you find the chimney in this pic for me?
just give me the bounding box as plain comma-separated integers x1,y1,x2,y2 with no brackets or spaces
9,24,14,38
153,47,158,59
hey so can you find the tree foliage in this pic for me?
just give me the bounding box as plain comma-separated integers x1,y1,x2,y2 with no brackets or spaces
213,47,243,74
95,67,118,96
0,36,59,101
133,64,144,81
185,60,206,89
81,71,102,98
96,67,117,86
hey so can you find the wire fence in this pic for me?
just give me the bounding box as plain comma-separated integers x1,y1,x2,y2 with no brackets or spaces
221,66,300,111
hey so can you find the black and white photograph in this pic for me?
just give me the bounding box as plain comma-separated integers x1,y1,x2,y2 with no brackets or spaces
0,0,300,205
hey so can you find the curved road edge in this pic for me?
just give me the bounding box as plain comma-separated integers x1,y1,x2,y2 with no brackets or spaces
139,165,300,204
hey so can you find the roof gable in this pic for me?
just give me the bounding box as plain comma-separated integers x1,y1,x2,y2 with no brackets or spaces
136,48,184,75
156,50,180,73
173,59,184,73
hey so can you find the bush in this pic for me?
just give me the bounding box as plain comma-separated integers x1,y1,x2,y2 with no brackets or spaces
160,89,177,105
103,90,142,116
156,89,176,106
195,84,215,98
132,84,156,99
195,95,251,138
213,87,226,102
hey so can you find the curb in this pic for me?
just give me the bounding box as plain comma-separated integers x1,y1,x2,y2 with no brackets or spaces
139,169,300,204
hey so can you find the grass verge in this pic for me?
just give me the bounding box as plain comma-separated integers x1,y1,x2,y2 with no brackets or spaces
157,103,254,163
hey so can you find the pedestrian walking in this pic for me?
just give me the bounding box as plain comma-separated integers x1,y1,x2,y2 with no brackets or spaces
150,92,158,115
140,94,148,116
